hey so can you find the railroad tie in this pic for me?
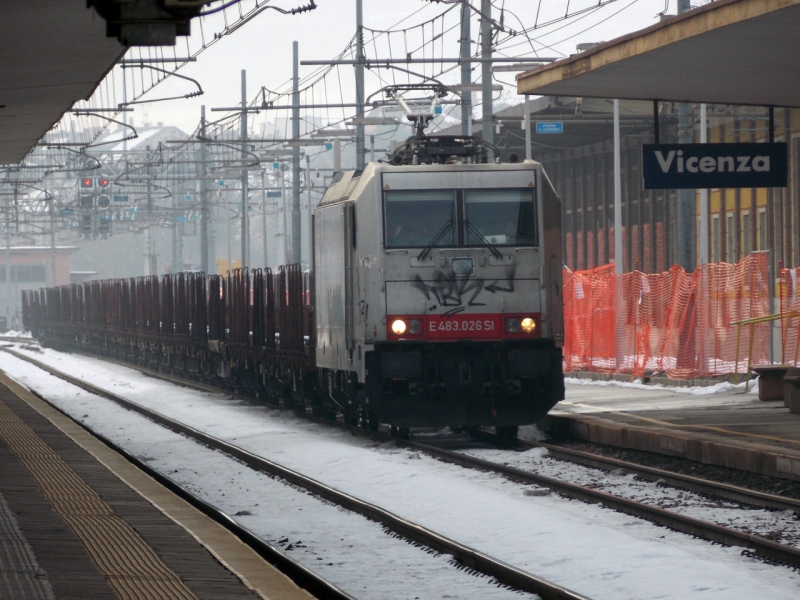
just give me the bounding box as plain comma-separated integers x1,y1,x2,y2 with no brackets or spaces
0,399,197,600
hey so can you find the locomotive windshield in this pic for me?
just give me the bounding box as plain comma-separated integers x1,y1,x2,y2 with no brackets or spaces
384,187,537,248
464,189,537,246
385,190,455,248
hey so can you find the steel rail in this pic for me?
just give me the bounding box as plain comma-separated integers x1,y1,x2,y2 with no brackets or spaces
0,348,591,600
518,438,800,513
1,358,355,600
397,436,800,568
12,344,800,568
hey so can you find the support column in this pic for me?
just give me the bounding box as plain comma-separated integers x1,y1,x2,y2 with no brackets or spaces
480,0,493,158
291,41,301,264
241,70,249,269
199,106,210,274
676,0,695,271
460,1,472,136
355,0,366,169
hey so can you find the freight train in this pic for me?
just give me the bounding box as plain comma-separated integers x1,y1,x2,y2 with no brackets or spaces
23,134,564,445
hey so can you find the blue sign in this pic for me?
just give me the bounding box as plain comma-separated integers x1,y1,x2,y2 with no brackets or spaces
266,190,282,198
324,143,333,151
113,195,128,203
536,121,563,134
434,106,443,115
642,143,788,189
59,209,73,215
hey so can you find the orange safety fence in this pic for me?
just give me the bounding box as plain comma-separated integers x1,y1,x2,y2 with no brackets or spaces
563,252,777,379
780,266,800,367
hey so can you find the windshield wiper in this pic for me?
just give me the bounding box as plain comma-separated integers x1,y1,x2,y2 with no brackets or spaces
417,219,453,261
464,220,503,259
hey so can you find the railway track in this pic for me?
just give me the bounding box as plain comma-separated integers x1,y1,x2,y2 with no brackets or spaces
7,343,800,572
0,346,590,600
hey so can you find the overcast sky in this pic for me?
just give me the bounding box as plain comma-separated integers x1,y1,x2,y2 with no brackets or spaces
121,1,693,134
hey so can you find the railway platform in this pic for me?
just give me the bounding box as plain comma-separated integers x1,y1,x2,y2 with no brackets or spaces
0,371,314,600
541,378,800,483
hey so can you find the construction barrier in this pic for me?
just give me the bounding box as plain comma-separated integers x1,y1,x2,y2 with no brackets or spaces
781,266,800,368
563,253,779,379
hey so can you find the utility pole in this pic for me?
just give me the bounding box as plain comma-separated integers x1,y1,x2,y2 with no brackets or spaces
49,196,56,286
460,1,472,136
199,105,210,274
171,190,181,272
291,42,302,264
480,0,494,158
241,70,249,269
260,169,268,269
306,155,313,266
146,145,156,276
699,103,709,264
613,99,624,372
676,0,695,271
6,188,13,329
355,0,366,169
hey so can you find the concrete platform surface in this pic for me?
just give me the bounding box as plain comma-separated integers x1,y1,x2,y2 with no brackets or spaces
541,379,800,481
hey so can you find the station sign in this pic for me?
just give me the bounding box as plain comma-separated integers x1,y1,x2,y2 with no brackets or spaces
642,143,787,189
536,121,563,134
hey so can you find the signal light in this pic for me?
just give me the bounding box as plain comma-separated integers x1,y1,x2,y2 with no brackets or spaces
96,195,111,208
80,177,94,189
98,178,110,188
79,195,94,208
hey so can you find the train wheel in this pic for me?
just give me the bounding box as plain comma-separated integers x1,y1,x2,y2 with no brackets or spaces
361,409,379,431
495,426,518,448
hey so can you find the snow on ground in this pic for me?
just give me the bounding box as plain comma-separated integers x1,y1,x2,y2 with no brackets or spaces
2,345,799,600
0,353,532,600
555,376,765,414
460,445,800,548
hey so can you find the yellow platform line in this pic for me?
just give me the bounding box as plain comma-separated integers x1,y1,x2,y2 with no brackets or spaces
0,395,197,600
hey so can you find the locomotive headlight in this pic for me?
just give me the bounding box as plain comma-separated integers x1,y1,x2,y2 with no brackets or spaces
408,319,422,335
391,319,407,335
520,317,536,333
504,317,520,333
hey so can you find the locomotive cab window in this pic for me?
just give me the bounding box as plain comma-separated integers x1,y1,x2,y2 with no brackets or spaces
385,190,455,248
464,189,537,246
384,187,537,249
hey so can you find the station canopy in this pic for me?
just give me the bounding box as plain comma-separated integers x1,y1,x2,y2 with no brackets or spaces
516,0,800,109
0,1,124,164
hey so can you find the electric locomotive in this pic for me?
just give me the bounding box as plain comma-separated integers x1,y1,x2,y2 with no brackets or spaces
312,134,564,441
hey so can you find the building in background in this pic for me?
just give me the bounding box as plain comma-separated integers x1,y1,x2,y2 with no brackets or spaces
456,98,799,276
0,246,75,330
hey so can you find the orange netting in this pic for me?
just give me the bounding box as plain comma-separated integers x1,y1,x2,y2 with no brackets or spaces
563,253,775,378
780,267,800,367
